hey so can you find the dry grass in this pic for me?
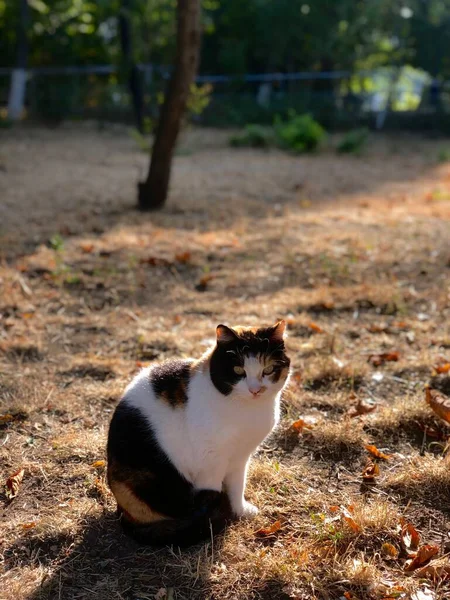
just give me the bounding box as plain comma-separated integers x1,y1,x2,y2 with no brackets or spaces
1,125,450,599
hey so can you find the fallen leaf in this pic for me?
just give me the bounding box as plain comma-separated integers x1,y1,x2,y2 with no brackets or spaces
195,274,214,292
400,520,420,553
291,418,313,432
391,321,408,330
425,387,450,424
365,444,391,460
91,460,106,469
21,522,37,530
175,251,191,264
255,520,282,537
434,363,450,374
343,515,361,533
381,542,399,559
347,398,377,418
368,352,400,367
20,312,34,319
0,414,14,425
416,422,446,440
308,321,324,334
362,461,380,481
5,468,25,499
80,242,94,254
292,371,302,385
140,256,170,267
404,545,439,571
367,324,388,333
415,561,450,581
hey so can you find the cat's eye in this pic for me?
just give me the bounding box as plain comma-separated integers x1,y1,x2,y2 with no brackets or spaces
233,366,245,376
263,365,274,375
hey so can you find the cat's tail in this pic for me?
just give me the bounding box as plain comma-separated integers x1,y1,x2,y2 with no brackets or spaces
119,490,234,547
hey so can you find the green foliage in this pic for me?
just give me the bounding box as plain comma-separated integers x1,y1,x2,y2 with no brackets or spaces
186,83,212,117
438,147,450,162
336,127,369,154
129,128,151,152
49,233,64,252
274,113,326,153
229,124,274,148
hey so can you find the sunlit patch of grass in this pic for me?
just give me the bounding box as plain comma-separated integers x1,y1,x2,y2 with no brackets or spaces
386,453,450,507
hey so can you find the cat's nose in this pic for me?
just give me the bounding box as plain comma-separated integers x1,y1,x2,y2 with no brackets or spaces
249,384,265,396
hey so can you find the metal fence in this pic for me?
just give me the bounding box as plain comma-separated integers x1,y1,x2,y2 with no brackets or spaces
1,64,449,131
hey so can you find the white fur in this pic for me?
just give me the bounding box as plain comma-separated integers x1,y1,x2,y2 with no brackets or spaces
121,354,289,517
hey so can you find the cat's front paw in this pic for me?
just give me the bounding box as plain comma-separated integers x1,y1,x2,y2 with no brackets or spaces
235,501,259,519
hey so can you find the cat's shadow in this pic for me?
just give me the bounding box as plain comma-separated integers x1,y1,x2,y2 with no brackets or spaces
5,510,228,600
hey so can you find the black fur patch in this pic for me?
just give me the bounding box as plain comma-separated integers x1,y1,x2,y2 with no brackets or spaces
107,402,195,518
209,326,290,395
107,401,233,546
151,359,191,407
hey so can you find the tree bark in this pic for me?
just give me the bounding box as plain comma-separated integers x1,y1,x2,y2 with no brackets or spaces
138,0,201,211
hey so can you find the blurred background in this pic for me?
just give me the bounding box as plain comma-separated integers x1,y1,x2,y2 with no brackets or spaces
1,0,450,132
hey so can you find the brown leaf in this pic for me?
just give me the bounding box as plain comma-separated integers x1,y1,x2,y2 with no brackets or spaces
362,461,380,480
434,363,450,375
139,256,171,267
255,520,282,537
0,414,14,425
381,542,399,559
195,274,214,292
91,460,106,469
367,324,388,333
425,387,450,424
404,544,439,571
415,561,450,581
416,422,446,440
391,321,408,330
20,312,34,319
368,352,400,367
365,444,391,460
21,522,37,530
5,468,25,499
175,251,191,264
80,242,94,254
400,520,420,552
347,398,377,418
291,418,313,433
308,321,325,334
343,515,361,533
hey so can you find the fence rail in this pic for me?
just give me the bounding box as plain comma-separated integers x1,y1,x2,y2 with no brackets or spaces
0,64,448,131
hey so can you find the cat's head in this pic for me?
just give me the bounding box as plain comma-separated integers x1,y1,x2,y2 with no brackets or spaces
209,321,290,399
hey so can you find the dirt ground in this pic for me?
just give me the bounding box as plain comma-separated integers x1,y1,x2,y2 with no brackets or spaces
1,125,450,600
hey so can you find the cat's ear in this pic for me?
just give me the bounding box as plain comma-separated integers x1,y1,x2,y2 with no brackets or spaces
267,320,286,344
216,324,239,344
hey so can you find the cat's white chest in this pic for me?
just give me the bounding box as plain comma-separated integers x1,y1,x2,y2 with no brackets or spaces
124,366,280,492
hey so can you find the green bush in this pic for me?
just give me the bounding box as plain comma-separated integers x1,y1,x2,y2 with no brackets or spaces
438,147,450,162
229,124,275,148
336,128,369,154
274,112,325,153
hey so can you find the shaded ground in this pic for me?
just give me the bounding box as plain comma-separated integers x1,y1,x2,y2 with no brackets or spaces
1,125,450,600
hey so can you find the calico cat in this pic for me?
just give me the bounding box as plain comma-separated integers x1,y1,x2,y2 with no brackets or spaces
107,320,290,547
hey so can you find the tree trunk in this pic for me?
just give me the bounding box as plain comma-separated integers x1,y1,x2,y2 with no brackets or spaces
138,0,201,211
8,0,29,121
